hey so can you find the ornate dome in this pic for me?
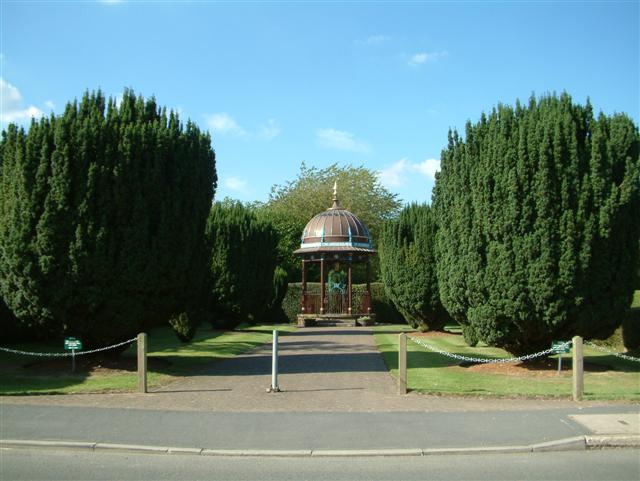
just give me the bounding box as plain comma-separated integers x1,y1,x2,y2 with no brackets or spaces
294,183,374,255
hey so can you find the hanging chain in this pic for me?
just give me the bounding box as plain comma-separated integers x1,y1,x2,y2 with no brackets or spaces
584,341,640,363
407,336,571,364
0,337,137,358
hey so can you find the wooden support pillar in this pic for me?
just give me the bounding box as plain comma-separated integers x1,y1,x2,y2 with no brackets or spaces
347,259,353,315
320,257,325,314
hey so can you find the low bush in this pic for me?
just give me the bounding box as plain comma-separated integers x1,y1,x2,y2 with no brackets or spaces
169,312,197,342
622,309,640,351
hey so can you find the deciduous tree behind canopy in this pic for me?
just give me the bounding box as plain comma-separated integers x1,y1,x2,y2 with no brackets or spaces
260,163,402,280
433,93,639,354
380,203,448,331
0,89,216,345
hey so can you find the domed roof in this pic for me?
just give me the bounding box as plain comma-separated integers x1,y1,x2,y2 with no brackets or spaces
294,183,374,255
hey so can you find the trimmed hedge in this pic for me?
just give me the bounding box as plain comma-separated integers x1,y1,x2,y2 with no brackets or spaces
282,282,405,324
623,309,640,351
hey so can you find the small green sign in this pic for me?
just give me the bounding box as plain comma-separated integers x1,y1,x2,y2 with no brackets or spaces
64,337,83,351
552,341,570,354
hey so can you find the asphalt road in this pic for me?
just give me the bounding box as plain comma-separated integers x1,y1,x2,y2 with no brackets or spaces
1,447,639,481
2,404,637,450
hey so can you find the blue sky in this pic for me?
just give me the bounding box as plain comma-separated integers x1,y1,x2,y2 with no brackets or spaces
1,1,638,205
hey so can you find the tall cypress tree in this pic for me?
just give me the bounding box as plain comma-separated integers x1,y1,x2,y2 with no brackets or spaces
206,201,279,326
433,93,639,354
0,89,216,345
379,203,448,331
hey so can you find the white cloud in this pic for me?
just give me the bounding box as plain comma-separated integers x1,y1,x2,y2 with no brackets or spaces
259,118,280,140
316,128,369,153
224,176,249,194
362,34,391,45
0,78,44,123
378,158,441,188
412,158,441,180
205,113,280,141
378,158,408,188
44,100,55,110
409,53,428,65
408,51,448,66
206,113,247,137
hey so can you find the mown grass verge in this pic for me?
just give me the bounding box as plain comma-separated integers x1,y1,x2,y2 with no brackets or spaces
0,324,295,395
374,325,640,401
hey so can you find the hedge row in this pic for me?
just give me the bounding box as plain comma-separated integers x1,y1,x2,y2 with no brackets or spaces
282,282,404,324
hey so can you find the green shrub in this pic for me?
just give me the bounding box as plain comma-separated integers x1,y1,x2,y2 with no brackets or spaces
169,312,197,343
434,93,639,355
206,201,279,325
0,90,215,347
622,309,640,351
281,282,404,324
594,327,624,351
263,266,290,323
379,203,450,331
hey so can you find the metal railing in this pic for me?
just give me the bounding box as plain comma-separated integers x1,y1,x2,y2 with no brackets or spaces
301,291,371,315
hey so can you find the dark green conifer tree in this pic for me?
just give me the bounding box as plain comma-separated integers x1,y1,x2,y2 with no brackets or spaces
433,93,639,354
379,203,449,331
0,90,216,345
205,201,279,326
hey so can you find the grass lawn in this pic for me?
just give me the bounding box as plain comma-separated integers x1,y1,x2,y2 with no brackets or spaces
374,325,640,401
0,324,296,395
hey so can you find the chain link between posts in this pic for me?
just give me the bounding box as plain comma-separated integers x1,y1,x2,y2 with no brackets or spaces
407,336,572,364
0,337,137,358
584,341,640,363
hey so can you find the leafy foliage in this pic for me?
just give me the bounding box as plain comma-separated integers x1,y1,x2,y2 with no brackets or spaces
206,201,279,325
258,163,401,280
433,93,640,354
623,309,640,351
169,312,198,343
379,203,449,331
0,296,28,342
0,89,216,345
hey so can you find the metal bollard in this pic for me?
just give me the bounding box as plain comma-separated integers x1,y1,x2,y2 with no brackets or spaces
268,330,281,393
572,336,583,401
398,333,407,395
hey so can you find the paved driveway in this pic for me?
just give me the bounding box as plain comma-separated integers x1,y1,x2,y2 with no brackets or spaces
153,326,399,411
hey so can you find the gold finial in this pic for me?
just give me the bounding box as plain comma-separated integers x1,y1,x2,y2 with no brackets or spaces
329,180,342,210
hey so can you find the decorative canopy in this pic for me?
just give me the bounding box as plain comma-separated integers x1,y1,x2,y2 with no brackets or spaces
294,182,375,255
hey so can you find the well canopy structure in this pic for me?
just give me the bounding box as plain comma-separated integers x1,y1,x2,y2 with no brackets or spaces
293,183,376,326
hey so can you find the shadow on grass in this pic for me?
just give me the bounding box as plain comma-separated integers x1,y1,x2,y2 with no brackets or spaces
0,375,92,396
378,340,640,374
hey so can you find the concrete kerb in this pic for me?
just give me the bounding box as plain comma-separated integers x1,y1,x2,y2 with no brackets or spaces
1,435,638,457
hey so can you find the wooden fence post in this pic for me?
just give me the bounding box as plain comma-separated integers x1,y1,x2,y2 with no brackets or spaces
398,333,407,395
572,335,583,401
138,332,147,393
